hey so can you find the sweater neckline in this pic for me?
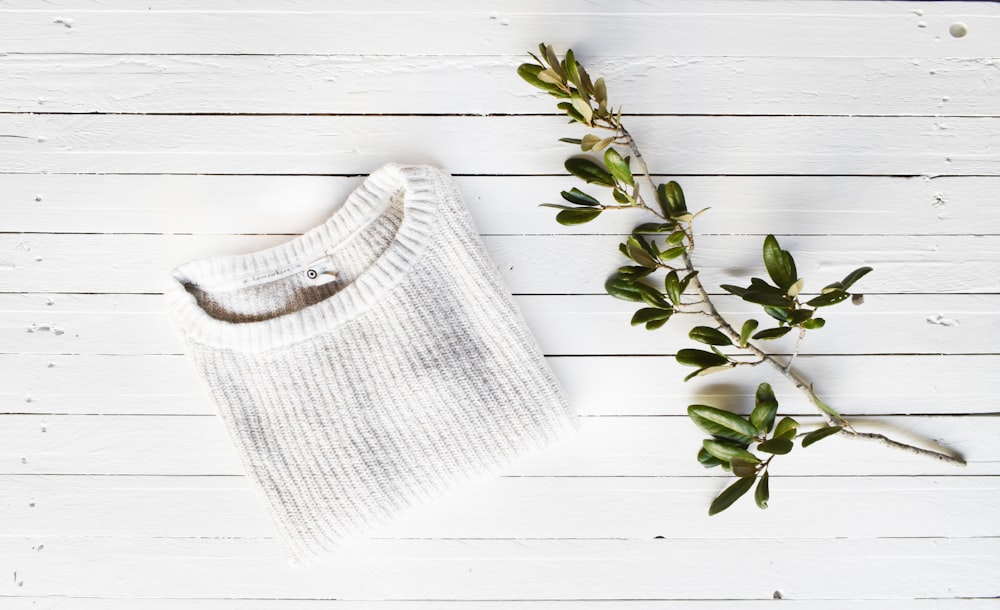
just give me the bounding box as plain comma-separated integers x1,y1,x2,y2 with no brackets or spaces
166,163,443,352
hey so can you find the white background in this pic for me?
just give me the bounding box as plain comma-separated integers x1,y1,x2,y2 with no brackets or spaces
2,1,999,607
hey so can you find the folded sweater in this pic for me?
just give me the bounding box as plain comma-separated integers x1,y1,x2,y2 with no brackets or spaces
165,163,579,567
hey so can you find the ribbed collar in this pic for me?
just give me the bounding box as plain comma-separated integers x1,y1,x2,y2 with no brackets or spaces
166,163,443,352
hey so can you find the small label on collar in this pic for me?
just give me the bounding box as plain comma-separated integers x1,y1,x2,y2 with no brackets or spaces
304,255,339,285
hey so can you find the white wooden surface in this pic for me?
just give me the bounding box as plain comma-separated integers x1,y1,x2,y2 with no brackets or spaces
2,0,999,606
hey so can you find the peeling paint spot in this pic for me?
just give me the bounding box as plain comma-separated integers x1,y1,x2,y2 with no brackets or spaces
25,394,32,403
28,501,35,508
0,261,15,270
21,457,27,464
46,298,55,306
852,294,865,306
53,16,73,28
35,544,44,552
926,314,960,327
26,323,65,335
35,256,43,262
917,20,927,28
47,361,56,368
34,194,42,202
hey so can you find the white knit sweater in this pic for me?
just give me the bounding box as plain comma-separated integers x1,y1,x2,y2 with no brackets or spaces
166,163,579,567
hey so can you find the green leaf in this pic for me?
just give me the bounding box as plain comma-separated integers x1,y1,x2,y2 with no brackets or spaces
697,447,724,468
560,188,601,207
565,157,616,187
703,439,761,465
839,266,873,291
605,277,643,302
806,290,850,308
687,405,758,444
580,134,614,152
689,326,733,346
612,188,631,203
664,271,681,304
750,382,778,433
752,327,793,341
788,309,814,325
743,288,794,309
543,44,563,78
559,137,583,145
577,62,594,97
555,208,601,225
763,235,796,289
679,271,699,293
773,416,800,441
517,63,567,96
721,284,748,298
639,288,673,310
666,230,686,246
645,317,670,331
562,48,583,89
803,317,826,329
754,472,770,509
633,222,676,233
660,246,687,260
580,134,600,150
757,438,794,455
604,148,634,186
631,307,673,328
709,476,756,516
557,101,586,123
594,77,607,104
616,265,654,283
739,319,759,347
570,95,594,125
676,349,730,369
656,181,688,218
764,305,791,322
623,236,658,267
802,425,844,448
731,458,759,478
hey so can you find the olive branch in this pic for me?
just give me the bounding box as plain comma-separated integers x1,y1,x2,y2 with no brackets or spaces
519,43,965,515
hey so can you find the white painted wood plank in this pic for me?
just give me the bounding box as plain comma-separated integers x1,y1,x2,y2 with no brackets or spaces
0,3,995,58
5,475,998,540
3,353,996,416
0,414,987,476
3,174,993,236
1,115,996,175
1,536,997,600
1,293,994,358
4,54,998,116
0,601,996,610
6,0,997,15
0,233,995,294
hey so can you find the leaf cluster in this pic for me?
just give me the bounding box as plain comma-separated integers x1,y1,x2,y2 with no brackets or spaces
688,383,843,514
604,221,701,329
539,150,639,225
518,43,619,129
720,235,872,341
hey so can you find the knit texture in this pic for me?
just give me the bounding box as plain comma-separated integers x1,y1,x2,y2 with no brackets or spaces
165,163,579,567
